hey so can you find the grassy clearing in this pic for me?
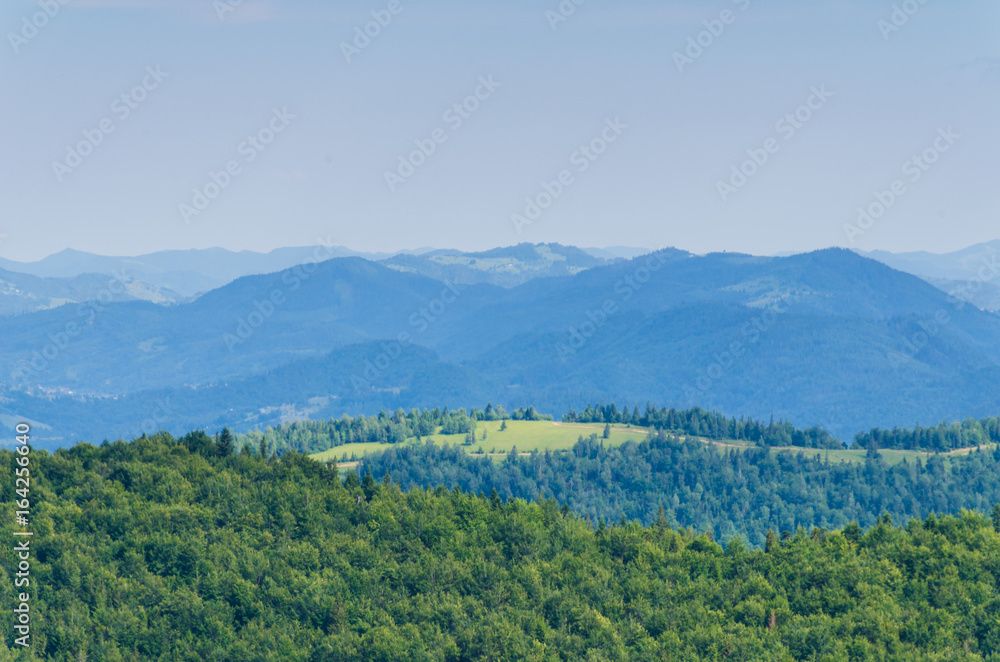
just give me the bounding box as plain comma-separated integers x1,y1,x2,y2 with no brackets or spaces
310,420,648,464
308,420,997,468
774,444,999,467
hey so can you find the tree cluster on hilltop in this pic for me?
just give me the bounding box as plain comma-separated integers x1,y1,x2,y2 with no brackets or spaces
853,417,1000,452
564,403,842,449
237,404,551,455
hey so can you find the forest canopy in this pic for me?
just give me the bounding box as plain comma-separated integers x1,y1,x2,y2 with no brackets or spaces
3,432,1000,660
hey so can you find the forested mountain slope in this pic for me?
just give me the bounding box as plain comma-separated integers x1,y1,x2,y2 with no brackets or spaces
3,434,1000,661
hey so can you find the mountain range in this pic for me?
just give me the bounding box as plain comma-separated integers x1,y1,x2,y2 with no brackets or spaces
0,245,400,299
0,243,635,314
2,244,1000,448
859,240,1000,312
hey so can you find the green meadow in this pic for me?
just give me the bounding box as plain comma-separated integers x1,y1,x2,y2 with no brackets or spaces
308,419,996,467
309,420,647,463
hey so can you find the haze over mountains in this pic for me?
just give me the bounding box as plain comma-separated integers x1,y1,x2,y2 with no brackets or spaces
857,241,1000,313
0,246,402,299
0,266,182,317
2,242,1000,448
0,243,645,312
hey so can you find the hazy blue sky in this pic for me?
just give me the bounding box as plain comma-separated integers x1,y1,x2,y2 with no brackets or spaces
1,0,997,260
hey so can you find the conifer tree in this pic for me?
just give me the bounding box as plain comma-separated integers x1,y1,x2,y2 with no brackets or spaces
765,529,778,553
362,469,377,502
217,427,235,457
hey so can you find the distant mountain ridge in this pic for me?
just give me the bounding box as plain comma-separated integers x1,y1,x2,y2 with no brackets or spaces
0,242,628,300
0,245,406,298
3,246,1000,446
380,243,619,286
859,240,1000,280
858,240,1000,312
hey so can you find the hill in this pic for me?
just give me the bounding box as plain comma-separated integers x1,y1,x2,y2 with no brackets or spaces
3,434,1000,660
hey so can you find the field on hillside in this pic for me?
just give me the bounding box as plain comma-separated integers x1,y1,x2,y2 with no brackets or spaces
309,420,648,463
309,420,997,467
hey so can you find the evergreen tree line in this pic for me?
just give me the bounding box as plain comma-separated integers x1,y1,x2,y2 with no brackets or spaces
852,417,1000,452
237,401,1000,460
360,431,1000,548
4,432,1000,660
564,404,842,448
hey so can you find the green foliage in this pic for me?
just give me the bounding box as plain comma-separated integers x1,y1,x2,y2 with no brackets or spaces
565,403,843,449
237,406,503,456
216,427,235,457
438,410,476,435
3,433,1000,660
362,430,1000,547
854,416,1000,452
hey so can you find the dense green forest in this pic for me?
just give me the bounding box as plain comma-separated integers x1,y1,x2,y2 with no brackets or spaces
235,404,840,457
564,404,842,449
4,432,1000,660
360,431,1000,547
852,417,1000,452
237,402,1000,462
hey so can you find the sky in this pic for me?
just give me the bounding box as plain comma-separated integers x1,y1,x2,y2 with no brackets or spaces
1,0,998,261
